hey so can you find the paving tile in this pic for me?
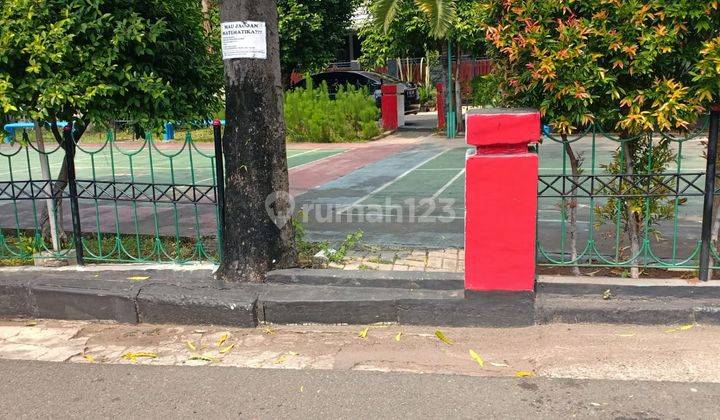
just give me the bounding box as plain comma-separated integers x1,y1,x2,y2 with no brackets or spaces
343,262,362,270
426,257,444,268
442,259,458,271
403,259,426,269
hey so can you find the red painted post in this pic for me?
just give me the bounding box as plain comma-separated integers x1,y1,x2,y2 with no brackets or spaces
464,109,540,292
436,83,446,130
381,84,398,131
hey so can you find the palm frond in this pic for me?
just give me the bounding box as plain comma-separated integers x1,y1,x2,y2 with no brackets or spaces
415,0,456,38
371,0,402,34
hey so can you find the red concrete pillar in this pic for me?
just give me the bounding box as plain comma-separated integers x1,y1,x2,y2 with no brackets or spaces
436,83,446,130
465,109,540,292
381,84,398,131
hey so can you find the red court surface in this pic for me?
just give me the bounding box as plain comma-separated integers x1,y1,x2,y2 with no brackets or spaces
288,134,424,196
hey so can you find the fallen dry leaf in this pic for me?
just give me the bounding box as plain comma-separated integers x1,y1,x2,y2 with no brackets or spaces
515,370,535,378
435,330,453,345
358,327,369,339
83,354,95,363
187,354,217,363
263,327,276,335
273,355,287,365
121,352,157,363
216,332,229,347
127,275,150,282
25,321,37,327
395,332,402,342
615,332,636,337
667,324,695,333
469,349,484,368
186,340,197,351
219,344,235,354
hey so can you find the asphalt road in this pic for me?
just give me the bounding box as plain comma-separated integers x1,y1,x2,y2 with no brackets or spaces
0,360,717,419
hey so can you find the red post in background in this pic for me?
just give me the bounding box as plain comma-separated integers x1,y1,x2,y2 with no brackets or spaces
381,84,398,131
436,83,446,130
464,109,540,292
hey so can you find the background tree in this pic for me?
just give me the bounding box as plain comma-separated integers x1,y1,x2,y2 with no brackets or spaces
216,0,297,283
694,34,720,270
484,0,719,278
369,0,485,132
0,0,222,238
204,0,359,87
277,0,359,87
358,3,436,68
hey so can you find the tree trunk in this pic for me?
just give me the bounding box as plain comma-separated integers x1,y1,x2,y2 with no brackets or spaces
710,194,720,279
216,0,297,283
34,123,62,250
710,136,720,279
201,0,212,35
38,120,87,244
454,43,463,133
621,140,641,279
563,136,581,276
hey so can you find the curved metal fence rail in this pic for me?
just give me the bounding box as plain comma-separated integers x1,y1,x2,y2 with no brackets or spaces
536,114,720,273
0,127,221,265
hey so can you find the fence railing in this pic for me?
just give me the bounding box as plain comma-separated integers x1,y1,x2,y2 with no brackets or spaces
0,122,224,266
536,110,720,277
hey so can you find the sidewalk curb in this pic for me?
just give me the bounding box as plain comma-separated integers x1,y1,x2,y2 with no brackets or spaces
0,268,719,327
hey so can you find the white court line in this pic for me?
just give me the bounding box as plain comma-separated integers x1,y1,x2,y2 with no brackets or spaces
194,177,216,184
289,149,349,171
432,169,465,199
539,167,707,171
415,168,465,171
337,148,454,215
286,149,319,159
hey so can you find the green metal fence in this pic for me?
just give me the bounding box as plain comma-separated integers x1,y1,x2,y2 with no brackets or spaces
0,125,221,265
537,111,720,275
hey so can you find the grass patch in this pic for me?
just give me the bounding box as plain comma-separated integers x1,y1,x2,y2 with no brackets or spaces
0,230,218,265
285,81,381,143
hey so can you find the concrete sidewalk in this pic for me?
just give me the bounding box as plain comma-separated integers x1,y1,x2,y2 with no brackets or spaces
1,319,719,383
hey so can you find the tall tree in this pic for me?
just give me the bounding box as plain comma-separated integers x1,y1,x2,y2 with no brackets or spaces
484,0,719,278
216,0,297,282
372,0,457,38
205,1,358,87
277,0,359,87
370,0,472,132
0,0,222,236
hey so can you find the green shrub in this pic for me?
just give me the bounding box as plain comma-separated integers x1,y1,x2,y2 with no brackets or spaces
470,74,500,108
417,85,436,108
284,80,381,142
